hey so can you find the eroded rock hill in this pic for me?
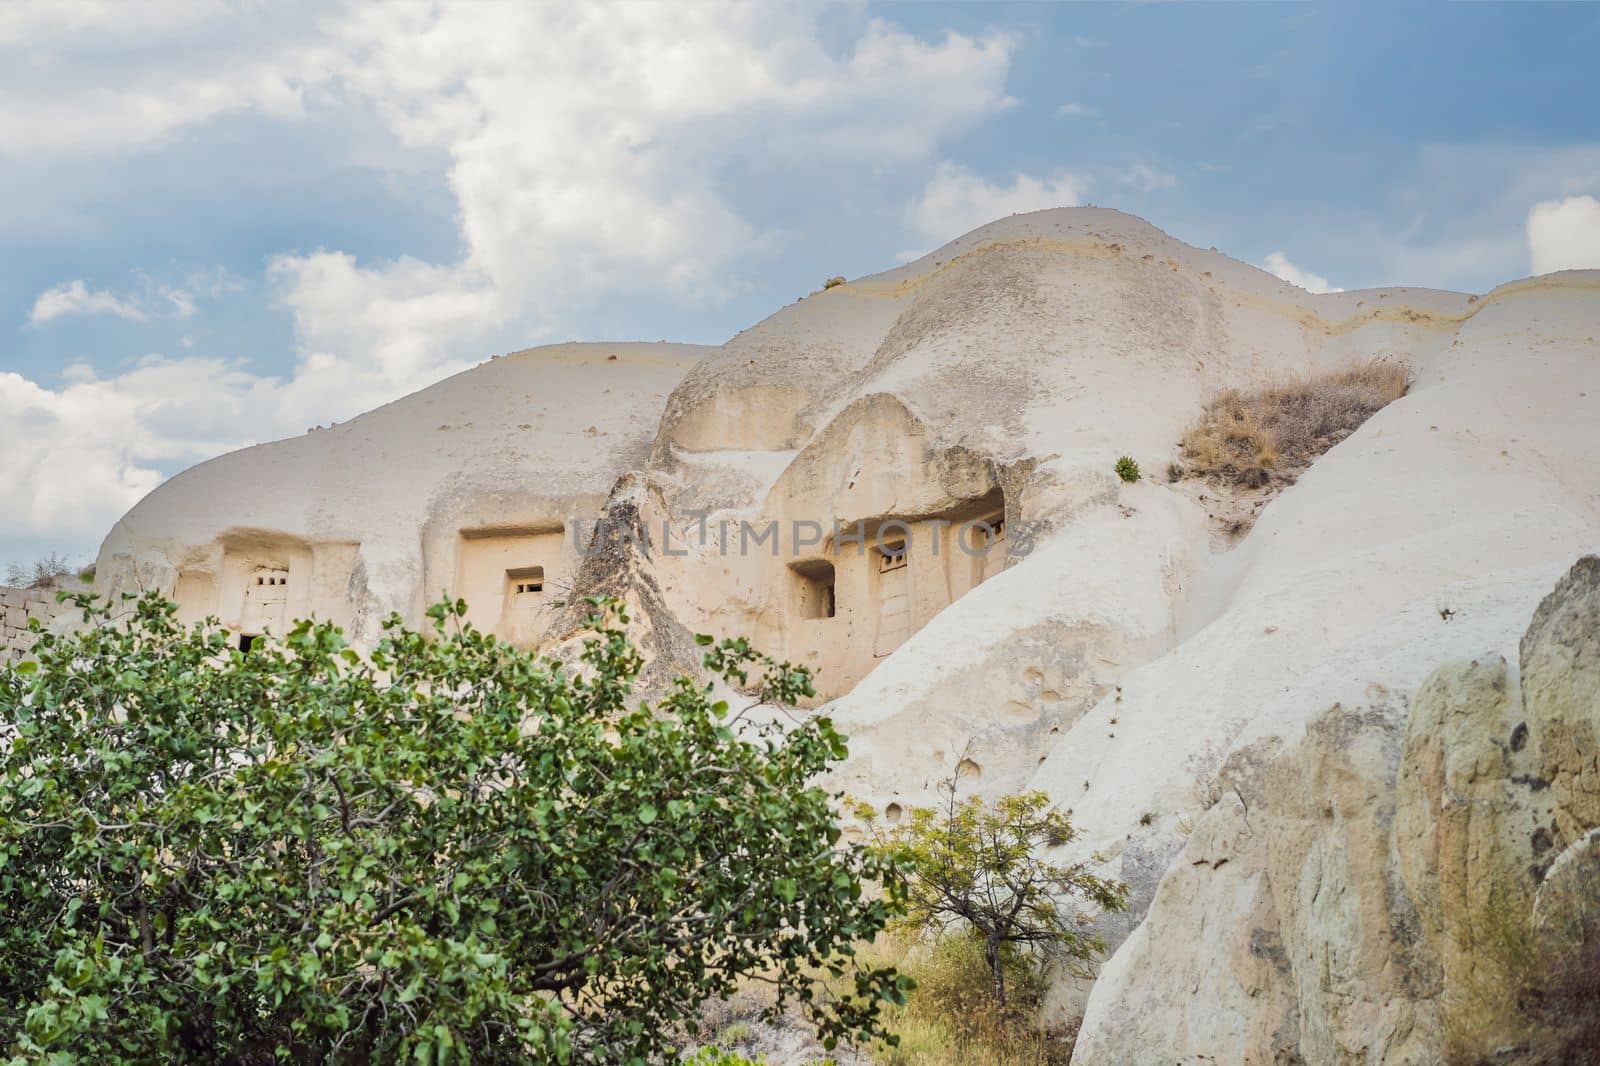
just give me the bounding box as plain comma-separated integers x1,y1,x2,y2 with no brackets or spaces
93,208,1600,1062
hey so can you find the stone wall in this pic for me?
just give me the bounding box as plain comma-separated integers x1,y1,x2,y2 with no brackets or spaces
2,586,75,663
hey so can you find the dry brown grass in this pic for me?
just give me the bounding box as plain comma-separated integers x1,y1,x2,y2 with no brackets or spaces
1176,358,1411,488
1445,886,1600,1065
870,933,1074,1066
690,933,1074,1065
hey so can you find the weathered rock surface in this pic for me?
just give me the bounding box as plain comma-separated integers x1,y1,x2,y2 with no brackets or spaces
94,343,704,644
1073,556,1600,1064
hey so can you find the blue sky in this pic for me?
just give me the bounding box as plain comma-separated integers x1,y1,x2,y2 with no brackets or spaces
3,1,1599,574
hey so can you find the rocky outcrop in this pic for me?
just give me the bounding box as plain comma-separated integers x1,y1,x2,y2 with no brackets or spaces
1073,556,1600,1064
1523,556,1600,847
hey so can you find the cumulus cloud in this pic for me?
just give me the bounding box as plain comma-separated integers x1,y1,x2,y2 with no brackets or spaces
0,356,284,542
29,278,199,325
1527,194,1600,274
1262,251,1343,294
905,161,1086,250
30,281,148,324
280,7,1015,352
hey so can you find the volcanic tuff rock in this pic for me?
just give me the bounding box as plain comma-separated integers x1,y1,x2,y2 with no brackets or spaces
1074,556,1600,1063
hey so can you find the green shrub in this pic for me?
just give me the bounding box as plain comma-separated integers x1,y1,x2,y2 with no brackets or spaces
0,592,909,1063
863,785,1125,1007
683,1048,766,1066
1114,456,1141,483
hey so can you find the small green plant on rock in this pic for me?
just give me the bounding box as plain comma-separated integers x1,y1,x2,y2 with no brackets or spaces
1114,456,1141,483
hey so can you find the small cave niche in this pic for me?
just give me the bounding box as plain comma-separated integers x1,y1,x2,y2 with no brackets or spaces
876,538,908,573
884,802,904,824
508,566,546,596
173,570,218,626
790,559,836,619
965,509,1008,585
238,634,256,653
252,568,290,591
453,526,566,642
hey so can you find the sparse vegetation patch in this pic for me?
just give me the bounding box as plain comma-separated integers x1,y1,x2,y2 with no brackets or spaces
4,553,74,589
1445,884,1600,1065
860,769,1125,1009
1176,358,1411,488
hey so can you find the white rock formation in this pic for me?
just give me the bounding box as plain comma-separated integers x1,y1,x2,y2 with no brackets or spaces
93,208,1600,1061
96,343,704,644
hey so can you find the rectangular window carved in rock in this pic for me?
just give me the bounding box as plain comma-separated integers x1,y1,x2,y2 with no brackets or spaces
790,559,836,619
508,566,545,596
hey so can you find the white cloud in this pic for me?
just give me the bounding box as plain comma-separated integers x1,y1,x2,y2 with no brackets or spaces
30,280,149,324
1118,163,1177,192
29,278,202,325
1527,194,1600,274
1056,102,1097,119
0,2,340,157
245,5,1018,423
264,250,486,409
280,7,1015,352
1262,251,1343,294
906,161,1086,248
0,356,283,542
0,1,225,46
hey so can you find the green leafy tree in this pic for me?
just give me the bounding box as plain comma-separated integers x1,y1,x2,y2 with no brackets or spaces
0,592,908,1064
864,768,1126,1007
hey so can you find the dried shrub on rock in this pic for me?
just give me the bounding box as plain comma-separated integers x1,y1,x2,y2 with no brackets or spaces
1177,358,1411,488
4,553,74,590
873,932,1076,1066
1446,886,1600,1065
